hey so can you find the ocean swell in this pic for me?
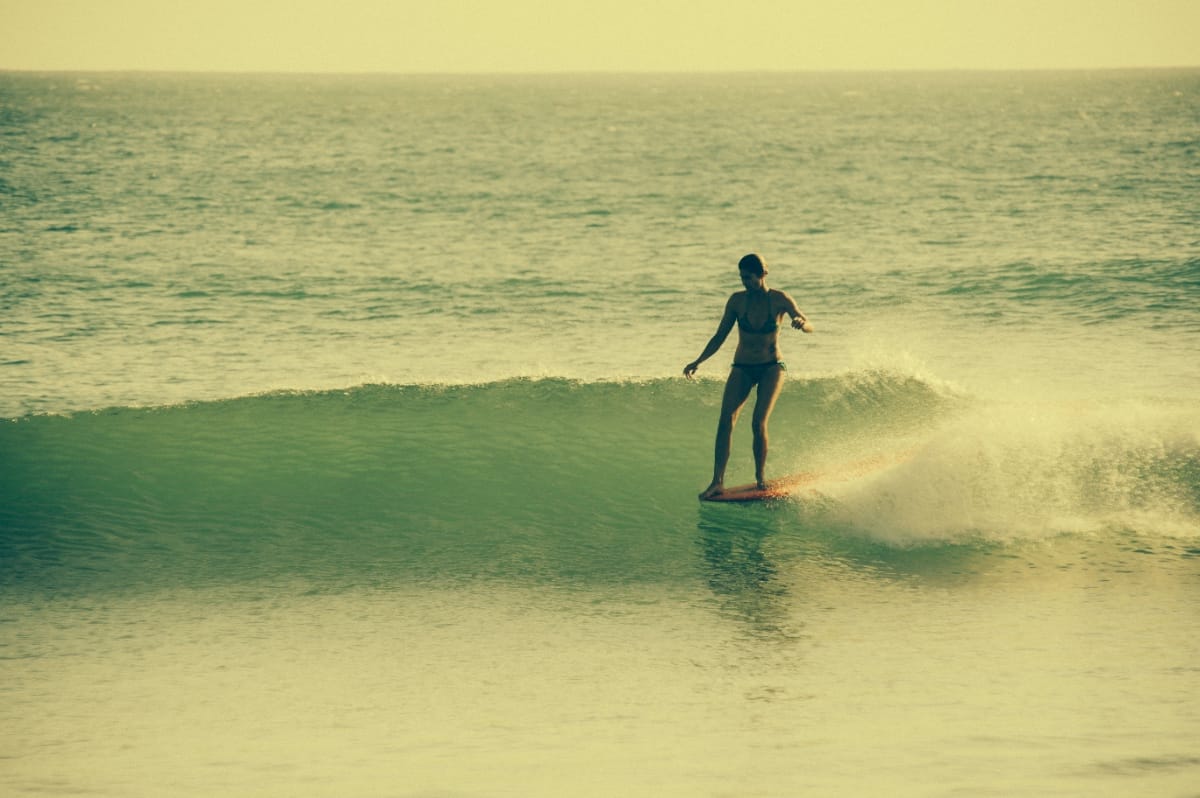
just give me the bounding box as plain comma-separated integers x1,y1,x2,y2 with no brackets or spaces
2,373,1196,594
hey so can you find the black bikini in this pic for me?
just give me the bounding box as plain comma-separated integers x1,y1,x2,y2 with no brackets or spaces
736,291,779,335
732,361,786,384
733,291,786,383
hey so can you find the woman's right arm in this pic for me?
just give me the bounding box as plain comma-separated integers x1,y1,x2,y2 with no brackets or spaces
684,297,737,378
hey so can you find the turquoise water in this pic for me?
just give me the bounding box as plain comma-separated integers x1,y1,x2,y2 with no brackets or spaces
2,70,1199,796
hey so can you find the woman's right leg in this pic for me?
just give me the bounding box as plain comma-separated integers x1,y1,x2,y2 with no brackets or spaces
700,367,754,499
750,364,785,488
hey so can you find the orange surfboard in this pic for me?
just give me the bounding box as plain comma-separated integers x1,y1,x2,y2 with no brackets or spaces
699,472,819,503
698,450,916,503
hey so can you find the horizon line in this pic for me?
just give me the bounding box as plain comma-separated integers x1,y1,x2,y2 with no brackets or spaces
2,63,1199,78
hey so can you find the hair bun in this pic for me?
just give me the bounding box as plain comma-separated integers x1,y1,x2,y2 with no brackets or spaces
738,253,767,275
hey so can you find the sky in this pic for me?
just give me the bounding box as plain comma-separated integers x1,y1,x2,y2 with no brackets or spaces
2,0,1198,74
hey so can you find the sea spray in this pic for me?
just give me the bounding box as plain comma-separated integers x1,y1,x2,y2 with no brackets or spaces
820,400,1200,544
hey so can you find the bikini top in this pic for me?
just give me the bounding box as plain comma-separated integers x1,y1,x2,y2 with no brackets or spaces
737,291,779,335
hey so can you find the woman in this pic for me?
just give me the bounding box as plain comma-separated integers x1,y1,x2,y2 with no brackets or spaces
683,253,813,499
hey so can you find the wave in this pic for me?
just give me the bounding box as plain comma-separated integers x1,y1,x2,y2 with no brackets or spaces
2,372,1197,594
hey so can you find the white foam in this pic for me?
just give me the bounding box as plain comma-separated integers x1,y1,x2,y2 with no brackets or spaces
813,400,1200,545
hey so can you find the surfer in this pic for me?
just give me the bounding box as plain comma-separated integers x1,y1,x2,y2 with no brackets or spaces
684,253,813,499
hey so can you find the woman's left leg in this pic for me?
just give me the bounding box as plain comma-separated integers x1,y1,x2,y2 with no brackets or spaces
700,367,755,499
750,365,786,488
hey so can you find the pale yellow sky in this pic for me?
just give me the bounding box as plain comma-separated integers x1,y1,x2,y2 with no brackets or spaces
2,0,1197,73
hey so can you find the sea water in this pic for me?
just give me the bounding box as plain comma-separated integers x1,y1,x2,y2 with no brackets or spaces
1,70,1198,796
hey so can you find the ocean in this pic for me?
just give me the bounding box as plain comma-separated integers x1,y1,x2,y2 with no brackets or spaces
1,69,1198,796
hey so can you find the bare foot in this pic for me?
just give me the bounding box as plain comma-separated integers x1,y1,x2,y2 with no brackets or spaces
699,481,725,500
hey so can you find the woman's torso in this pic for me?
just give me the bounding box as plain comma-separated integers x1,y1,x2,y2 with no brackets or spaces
733,289,783,365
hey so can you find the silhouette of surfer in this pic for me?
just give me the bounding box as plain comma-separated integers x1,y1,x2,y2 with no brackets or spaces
684,253,813,499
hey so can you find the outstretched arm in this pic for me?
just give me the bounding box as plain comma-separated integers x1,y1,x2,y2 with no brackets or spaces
684,297,737,378
779,291,813,332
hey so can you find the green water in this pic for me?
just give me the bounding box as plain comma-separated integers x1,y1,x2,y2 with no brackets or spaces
5,553,1198,797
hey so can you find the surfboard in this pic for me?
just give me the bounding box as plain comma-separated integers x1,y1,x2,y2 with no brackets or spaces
699,471,818,503
698,449,917,503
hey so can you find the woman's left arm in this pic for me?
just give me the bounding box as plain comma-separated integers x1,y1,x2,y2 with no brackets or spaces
779,291,813,332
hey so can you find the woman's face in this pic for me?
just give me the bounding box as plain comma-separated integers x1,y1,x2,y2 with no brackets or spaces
739,270,765,291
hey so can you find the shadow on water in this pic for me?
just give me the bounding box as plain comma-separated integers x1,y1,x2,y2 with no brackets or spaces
695,497,1011,631
695,504,803,642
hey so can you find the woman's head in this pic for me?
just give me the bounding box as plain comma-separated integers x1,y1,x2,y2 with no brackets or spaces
738,253,767,276
738,253,768,290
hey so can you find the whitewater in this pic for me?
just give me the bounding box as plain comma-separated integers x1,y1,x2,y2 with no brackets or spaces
2,69,1199,796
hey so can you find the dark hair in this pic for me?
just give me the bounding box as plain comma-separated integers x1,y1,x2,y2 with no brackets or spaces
738,253,767,275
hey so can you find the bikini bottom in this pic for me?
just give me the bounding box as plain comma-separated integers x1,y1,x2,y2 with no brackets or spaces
731,361,786,385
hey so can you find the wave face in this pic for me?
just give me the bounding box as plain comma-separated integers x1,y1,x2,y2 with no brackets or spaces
3,373,1198,595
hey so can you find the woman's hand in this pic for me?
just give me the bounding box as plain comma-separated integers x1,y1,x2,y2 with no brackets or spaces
792,317,813,333
683,361,700,379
